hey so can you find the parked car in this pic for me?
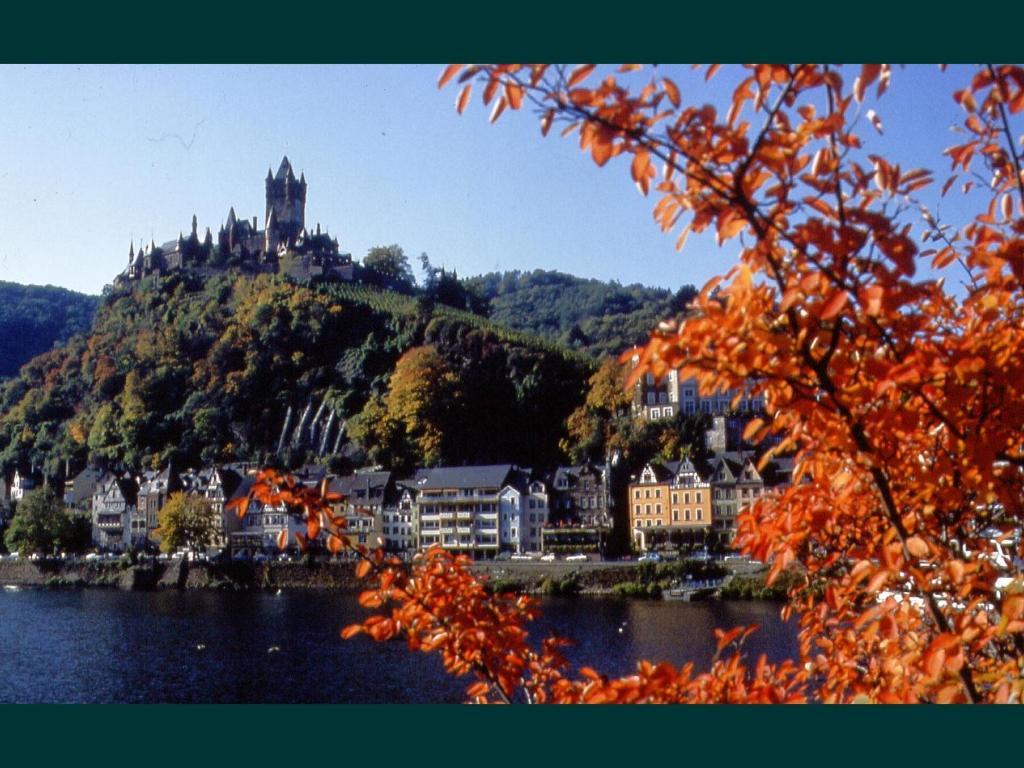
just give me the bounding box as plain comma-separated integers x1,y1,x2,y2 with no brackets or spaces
510,554,534,561
566,554,588,562
638,552,662,563
540,553,556,562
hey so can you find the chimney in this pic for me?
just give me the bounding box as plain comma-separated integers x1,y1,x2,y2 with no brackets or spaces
253,216,258,229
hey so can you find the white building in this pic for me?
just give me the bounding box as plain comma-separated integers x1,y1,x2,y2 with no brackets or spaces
498,479,549,553
10,470,37,502
411,465,515,558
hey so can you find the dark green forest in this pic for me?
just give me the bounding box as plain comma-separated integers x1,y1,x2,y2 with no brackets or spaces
0,282,100,378
0,262,704,481
465,270,697,358
0,272,594,479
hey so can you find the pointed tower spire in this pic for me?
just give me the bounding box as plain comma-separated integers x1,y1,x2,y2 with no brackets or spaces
191,214,198,237
129,241,135,259
226,207,237,227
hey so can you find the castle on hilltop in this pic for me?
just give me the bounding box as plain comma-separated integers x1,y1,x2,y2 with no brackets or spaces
122,157,353,283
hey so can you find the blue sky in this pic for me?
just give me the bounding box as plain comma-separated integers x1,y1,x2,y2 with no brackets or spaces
0,64,980,295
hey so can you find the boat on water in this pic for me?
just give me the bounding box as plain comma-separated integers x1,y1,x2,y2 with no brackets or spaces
662,578,724,601
3,585,21,592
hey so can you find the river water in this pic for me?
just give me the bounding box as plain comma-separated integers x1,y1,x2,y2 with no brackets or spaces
0,588,798,703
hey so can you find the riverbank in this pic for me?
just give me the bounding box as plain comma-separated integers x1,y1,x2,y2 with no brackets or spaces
0,557,776,599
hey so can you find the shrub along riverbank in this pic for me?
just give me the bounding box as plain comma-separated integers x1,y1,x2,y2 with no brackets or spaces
0,556,787,601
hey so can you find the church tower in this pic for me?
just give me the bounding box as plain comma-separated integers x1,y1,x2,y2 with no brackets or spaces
265,156,306,245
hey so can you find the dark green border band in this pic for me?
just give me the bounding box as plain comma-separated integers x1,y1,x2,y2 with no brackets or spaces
4,1,1022,62
3,2,1022,765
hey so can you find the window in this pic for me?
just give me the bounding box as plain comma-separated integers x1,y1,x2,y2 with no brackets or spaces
645,505,651,514
655,489,661,498
672,510,678,522
634,505,640,515
651,408,660,419
647,393,655,405
672,493,678,504
684,492,690,505
697,510,703,521
696,492,702,503
685,509,691,521
655,504,661,515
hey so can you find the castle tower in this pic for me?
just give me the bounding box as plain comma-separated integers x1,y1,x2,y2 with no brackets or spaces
265,156,306,244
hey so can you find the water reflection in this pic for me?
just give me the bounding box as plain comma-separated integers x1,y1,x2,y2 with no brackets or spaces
0,590,798,703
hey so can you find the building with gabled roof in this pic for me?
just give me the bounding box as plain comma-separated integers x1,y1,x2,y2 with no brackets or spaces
407,464,514,557
629,457,713,551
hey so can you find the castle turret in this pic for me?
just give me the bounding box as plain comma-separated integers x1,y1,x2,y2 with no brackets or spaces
265,156,306,244
191,214,198,238
265,209,278,254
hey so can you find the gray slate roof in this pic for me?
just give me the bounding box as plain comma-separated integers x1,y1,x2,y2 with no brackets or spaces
409,464,514,491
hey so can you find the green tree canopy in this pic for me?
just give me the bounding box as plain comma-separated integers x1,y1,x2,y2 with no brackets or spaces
154,492,220,554
4,487,89,555
362,245,415,293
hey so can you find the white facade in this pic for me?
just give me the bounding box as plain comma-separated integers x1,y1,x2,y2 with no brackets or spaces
235,500,305,552
10,470,36,502
498,482,549,553
382,492,415,552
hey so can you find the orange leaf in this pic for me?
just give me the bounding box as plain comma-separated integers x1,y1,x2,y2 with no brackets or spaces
506,82,523,110
466,682,490,698
663,77,681,108
276,528,288,551
438,64,463,90
854,64,881,103
906,535,929,559
327,534,343,554
540,109,555,137
820,290,848,320
742,418,765,441
355,559,372,579
340,624,363,640
715,626,744,653
489,96,507,124
456,83,472,114
567,64,595,89
861,285,884,316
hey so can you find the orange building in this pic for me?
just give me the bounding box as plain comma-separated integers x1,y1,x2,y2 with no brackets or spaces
629,458,712,551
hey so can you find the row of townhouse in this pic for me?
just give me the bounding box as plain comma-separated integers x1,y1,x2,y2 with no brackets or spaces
629,452,793,551
36,459,613,557
62,463,253,552
228,464,554,559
